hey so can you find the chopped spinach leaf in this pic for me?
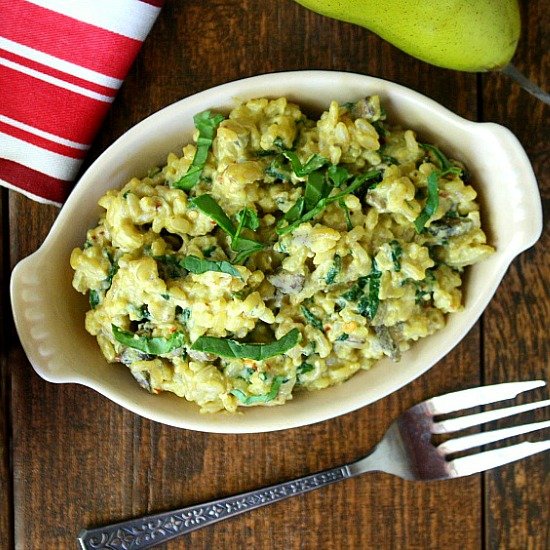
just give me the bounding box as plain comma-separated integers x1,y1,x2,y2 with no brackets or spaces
277,169,382,235
172,111,225,190
233,207,260,252
380,154,398,165
372,121,388,137
281,150,328,177
340,262,381,320
445,209,459,219
202,245,217,258
415,270,436,304
277,197,305,228
155,255,186,279
230,375,286,405
181,255,242,278
190,328,301,360
325,254,342,285
112,325,184,355
176,306,191,324
356,261,381,320
190,194,264,263
390,240,402,272
300,306,324,331
190,194,235,235
327,165,351,187
304,170,331,211
339,199,353,230
266,158,291,181
336,333,349,342
297,362,315,375
138,304,151,320
342,276,369,302
235,207,260,231
420,143,456,173
104,250,118,288
89,289,100,309
414,171,439,233
231,237,265,265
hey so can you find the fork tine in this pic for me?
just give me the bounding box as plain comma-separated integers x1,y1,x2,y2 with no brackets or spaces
431,399,550,434
438,420,550,455
425,380,546,415
449,439,550,477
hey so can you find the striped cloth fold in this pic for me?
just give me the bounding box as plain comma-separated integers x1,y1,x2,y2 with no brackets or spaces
0,0,164,205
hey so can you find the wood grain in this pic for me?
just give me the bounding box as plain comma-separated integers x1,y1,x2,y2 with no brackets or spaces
481,1,549,549
0,188,13,550
3,0,547,549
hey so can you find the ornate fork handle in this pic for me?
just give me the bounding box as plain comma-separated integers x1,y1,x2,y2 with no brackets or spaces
78,465,352,550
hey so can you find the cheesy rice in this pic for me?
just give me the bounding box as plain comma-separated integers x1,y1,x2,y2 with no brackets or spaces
70,96,494,412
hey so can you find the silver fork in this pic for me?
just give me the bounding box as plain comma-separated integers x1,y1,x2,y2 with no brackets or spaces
78,380,550,550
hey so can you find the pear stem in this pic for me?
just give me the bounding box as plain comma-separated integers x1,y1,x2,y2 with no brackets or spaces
500,64,550,105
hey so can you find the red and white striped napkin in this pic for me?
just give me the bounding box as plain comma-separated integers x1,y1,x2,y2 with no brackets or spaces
0,0,164,205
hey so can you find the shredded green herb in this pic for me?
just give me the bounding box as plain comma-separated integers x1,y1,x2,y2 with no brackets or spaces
112,325,184,355
414,270,437,304
190,328,301,360
172,111,225,190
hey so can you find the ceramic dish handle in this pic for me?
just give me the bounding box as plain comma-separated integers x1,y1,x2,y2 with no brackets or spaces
78,465,352,549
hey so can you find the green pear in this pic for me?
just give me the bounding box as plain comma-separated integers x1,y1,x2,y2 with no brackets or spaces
294,0,521,71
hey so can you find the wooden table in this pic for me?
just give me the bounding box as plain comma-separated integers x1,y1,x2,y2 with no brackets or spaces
1,1,548,548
